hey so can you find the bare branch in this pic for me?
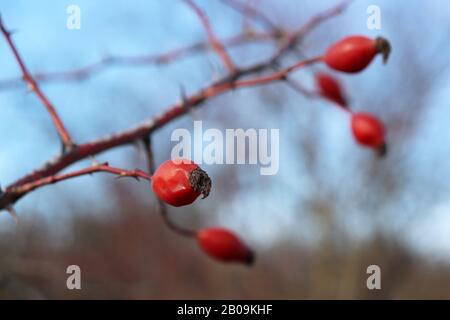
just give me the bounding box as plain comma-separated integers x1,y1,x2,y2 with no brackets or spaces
8,162,152,196
183,0,236,73
219,0,280,33
0,17,74,151
0,31,276,91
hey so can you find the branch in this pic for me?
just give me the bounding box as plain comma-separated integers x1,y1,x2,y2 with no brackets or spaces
233,56,321,87
219,0,280,33
183,0,236,73
0,1,352,211
0,0,351,91
292,0,353,39
0,54,322,209
0,17,74,151
7,162,152,196
0,31,276,91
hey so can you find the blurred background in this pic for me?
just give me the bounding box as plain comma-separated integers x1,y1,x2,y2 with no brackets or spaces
1,0,450,299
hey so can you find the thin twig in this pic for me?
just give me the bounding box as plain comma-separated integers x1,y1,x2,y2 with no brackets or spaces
219,0,280,33
8,162,152,195
233,56,322,87
0,31,275,91
0,17,74,151
183,0,236,73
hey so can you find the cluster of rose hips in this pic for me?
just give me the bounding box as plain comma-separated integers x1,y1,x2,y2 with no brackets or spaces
316,35,391,155
149,35,391,267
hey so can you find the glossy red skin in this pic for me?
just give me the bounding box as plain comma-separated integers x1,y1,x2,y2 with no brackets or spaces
196,228,253,265
324,36,377,73
351,112,385,148
151,159,200,207
315,73,347,106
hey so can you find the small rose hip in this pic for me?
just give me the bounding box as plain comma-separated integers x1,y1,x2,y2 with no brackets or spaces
151,159,211,207
351,112,386,155
323,35,391,73
315,72,347,107
196,227,254,265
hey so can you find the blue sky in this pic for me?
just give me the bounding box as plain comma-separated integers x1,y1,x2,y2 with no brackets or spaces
1,0,450,262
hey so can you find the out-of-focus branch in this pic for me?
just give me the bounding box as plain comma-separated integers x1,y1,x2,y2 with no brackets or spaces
183,0,236,73
0,1,352,211
292,0,352,40
0,1,352,91
0,17,74,151
0,31,276,91
219,0,281,33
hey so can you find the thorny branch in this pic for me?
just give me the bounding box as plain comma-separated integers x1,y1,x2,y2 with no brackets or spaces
0,17,74,151
0,1,352,212
8,163,152,196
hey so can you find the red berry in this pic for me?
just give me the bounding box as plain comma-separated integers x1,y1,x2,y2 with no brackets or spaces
151,159,211,207
351,112,386,154
196,227,254,265
323,36,391,73
315,72,347,106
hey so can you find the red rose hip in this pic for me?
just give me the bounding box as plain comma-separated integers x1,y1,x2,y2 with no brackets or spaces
196,227,254,265
151,159,211,207
315,72,347,106
351,112,386,154
323,35,391,73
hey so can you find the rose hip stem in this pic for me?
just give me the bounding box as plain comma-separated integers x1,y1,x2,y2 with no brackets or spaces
142,139,197,238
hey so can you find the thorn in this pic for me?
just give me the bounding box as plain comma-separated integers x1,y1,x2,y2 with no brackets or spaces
179,84,198,120
179,84,189,109
5,206,19,224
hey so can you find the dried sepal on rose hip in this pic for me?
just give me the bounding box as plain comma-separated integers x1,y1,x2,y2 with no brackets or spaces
151,158,211,207
315,72,347,107
196,227,254,265
323,35,391,73
351,112,387,156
